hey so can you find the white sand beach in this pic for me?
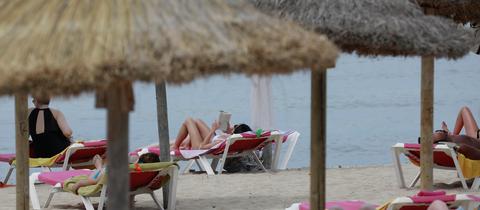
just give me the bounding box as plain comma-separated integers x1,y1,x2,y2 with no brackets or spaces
0,164,477,210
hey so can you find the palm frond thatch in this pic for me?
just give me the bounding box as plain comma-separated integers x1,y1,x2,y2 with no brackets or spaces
415,0,480,24
0,0,338,96
251,0,472,58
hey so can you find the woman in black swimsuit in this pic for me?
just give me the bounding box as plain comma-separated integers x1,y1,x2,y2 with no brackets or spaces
28,96,72,158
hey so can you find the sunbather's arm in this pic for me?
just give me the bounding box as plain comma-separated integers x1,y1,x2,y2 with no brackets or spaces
52,110,73,138
202,121,220,145
69,177,98,193
200,139,224,149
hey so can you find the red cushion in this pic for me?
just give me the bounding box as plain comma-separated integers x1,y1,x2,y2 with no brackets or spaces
130,171,158,191
409,195,455,203
417,190,446,196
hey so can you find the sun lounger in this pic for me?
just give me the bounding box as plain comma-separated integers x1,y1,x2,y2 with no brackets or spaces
286,200,376,210
205,131,278,174
383,190,480,210
131,131,281,175
391,142,476,190
175,131,279,175
287,191,480,210
29,162,178,210
131,130,293,175
1,139,107,184
274,130,300,170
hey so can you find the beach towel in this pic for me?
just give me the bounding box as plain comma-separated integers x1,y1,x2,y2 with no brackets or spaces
457,153,480,179
12,147,69,167
63,175,104,196
376,191,480,210
12,140,103,167
30,162,178,210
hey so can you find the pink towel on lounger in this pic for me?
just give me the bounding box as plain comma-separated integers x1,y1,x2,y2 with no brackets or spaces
38,170,92,187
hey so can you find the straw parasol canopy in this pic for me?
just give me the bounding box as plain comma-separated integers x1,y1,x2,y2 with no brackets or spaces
0,0,338,97
251,0,473,58
415,0,480,24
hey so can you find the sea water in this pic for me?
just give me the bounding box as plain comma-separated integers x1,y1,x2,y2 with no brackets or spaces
0,53,478,182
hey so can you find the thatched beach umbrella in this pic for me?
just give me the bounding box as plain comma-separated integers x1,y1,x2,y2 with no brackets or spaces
250,0,472,209
415,0,480,24
252,0,472,57
0,0,338,209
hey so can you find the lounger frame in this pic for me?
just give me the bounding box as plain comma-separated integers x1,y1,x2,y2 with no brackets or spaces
391,143,474,190
29,165,178,210
177,132,282,175
3,141,107,184
387,194,480,210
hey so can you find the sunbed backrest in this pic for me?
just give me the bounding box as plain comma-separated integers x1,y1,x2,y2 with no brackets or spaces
228,137,269,153
209,132,271,155
130,171,158,190
210,137,268,155
402,143,455,168
66,147,107,163
57,140,107,163
406,150,455,168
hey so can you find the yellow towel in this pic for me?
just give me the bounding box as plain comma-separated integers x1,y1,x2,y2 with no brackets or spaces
63,175,105,196
12,147,69,167
375,200,392,210
13,140,89,167
457,153,480,179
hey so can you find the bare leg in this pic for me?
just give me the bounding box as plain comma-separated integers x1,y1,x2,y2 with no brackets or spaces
180,135,191,149
172,120,189,150
200,139,223,149
173,118,204,149
453,106,479,138
195,119,212,145
182,118,204,149
172,118,191,149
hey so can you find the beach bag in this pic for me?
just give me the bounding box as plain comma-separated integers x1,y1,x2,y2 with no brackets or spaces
223,155,264,173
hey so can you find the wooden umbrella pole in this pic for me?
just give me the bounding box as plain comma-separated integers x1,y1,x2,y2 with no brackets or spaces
15,94,29,210
156,82,171,162
155,81,171,208
105,81,133,210
420,56,434,190
311,68,327,210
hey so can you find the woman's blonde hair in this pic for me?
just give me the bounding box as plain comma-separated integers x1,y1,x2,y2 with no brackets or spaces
33,95,51,105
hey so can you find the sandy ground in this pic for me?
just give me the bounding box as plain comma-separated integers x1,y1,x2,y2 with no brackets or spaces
0,164,478,210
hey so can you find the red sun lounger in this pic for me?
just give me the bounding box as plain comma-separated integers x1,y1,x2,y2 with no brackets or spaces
1,139,107,184
287,191,480,210
391,143,471,190
132,131,281,175
30,162,178,210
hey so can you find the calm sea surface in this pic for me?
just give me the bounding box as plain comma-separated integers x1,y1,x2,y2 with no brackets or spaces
0,53,479,181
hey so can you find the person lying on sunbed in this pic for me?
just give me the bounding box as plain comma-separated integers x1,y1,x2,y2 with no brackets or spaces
439,106,479,140
66,153,160,194
66,154,105,194
170,117,252,150
431,106,480,159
